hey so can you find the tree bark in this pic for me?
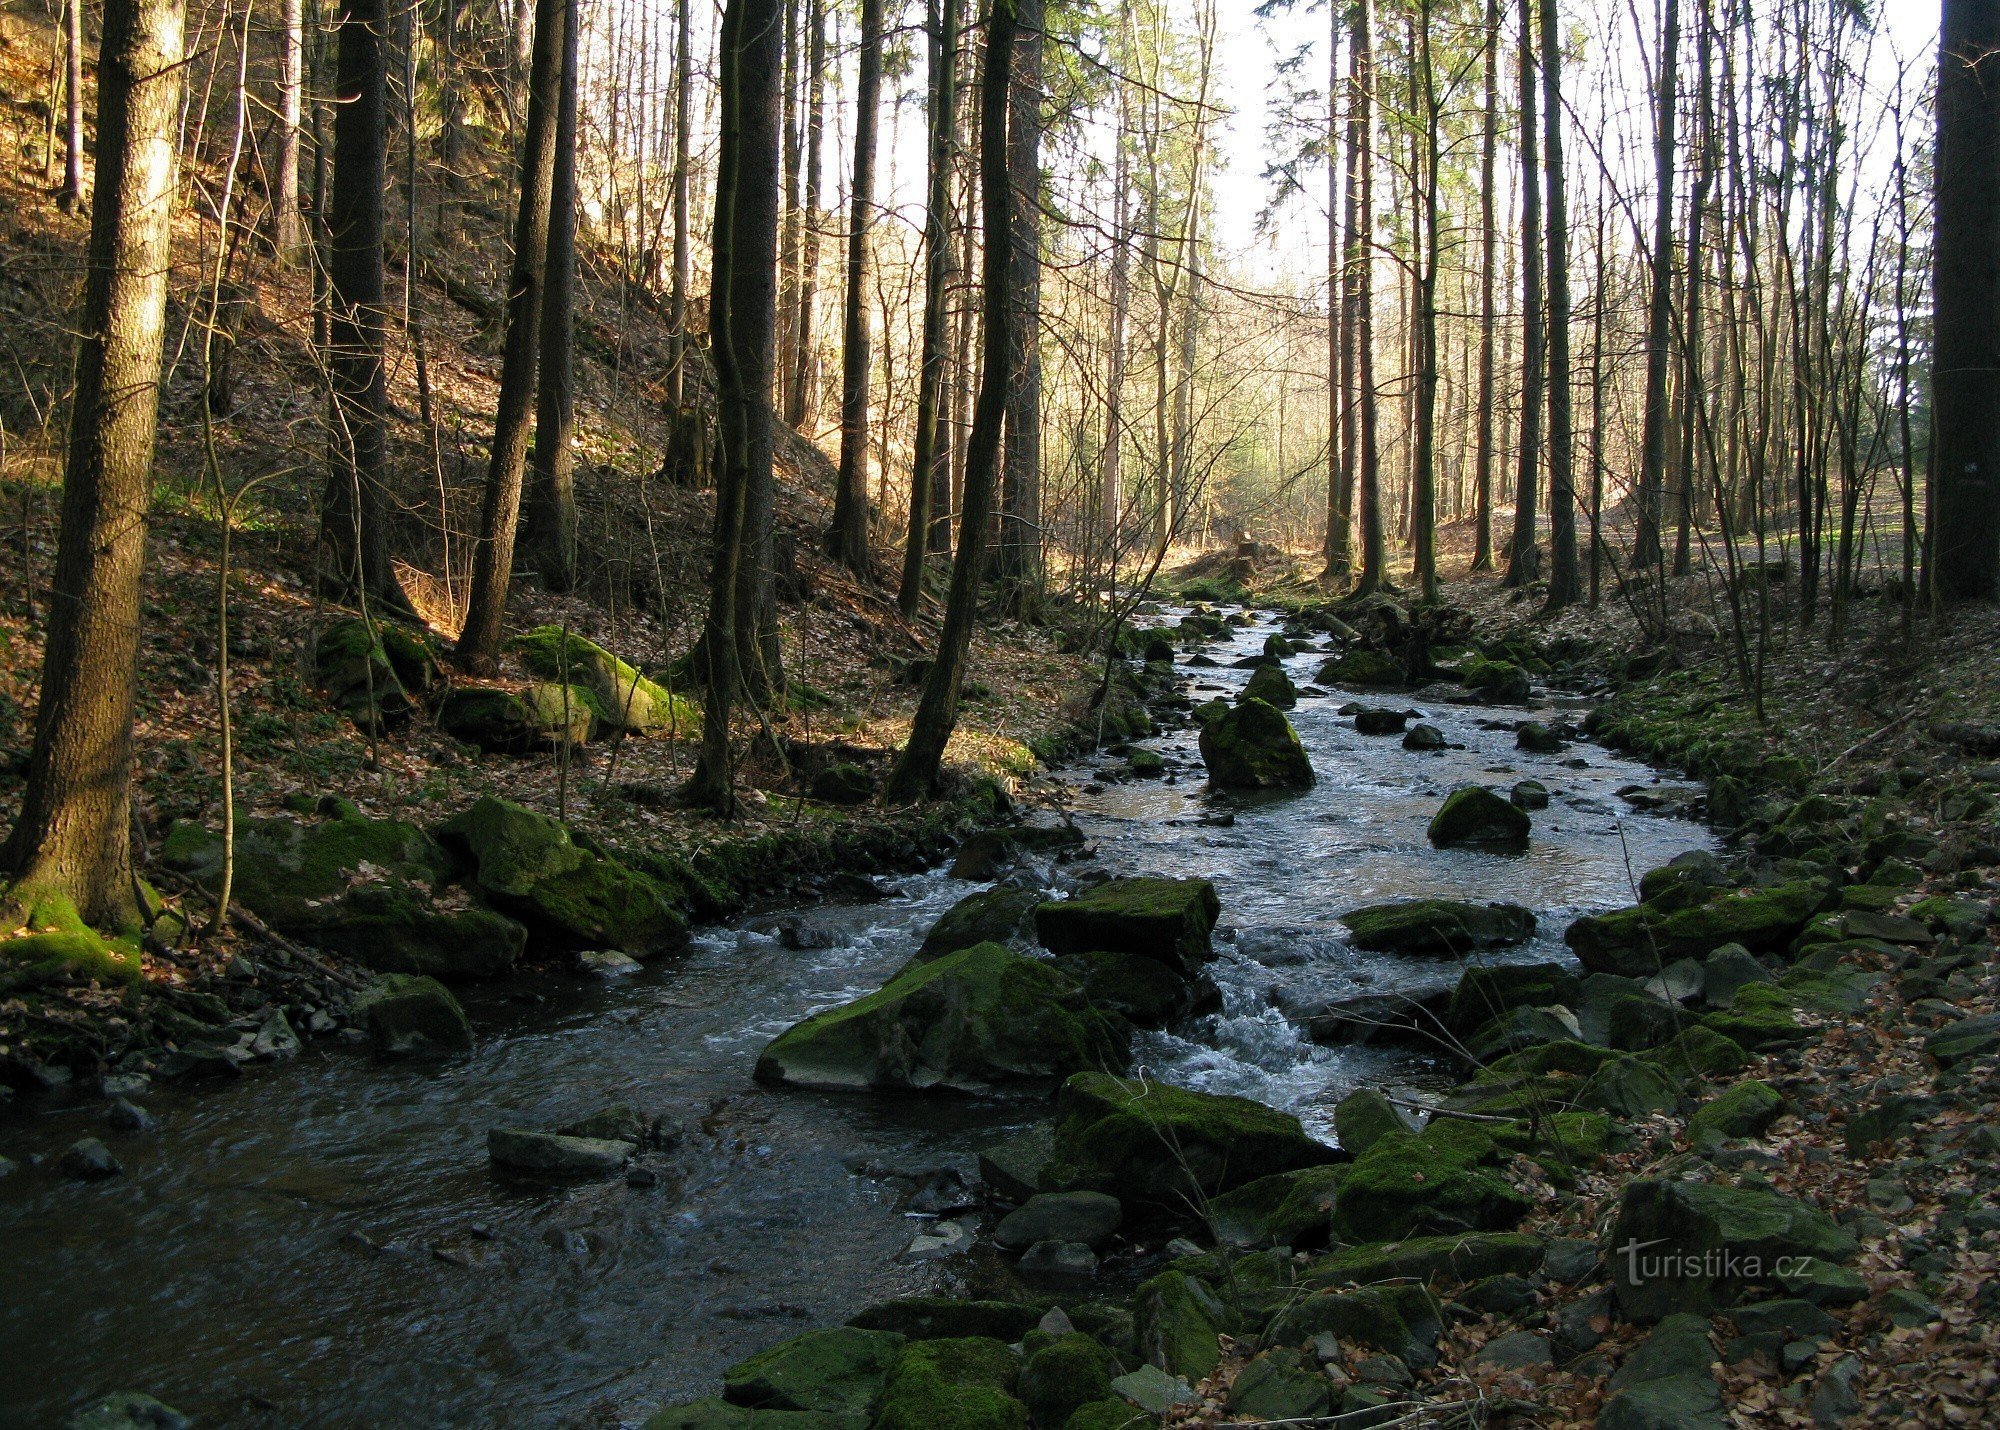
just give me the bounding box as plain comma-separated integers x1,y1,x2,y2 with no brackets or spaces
1633,0,1681,569
3,0,184,929
1540,0,1578,609
828,0,885,577
273,0,304,256
1503,0,1543,588
998,0,1044,603
455,0,565,670
898,0,960,617
1351,0,1384,594
668,0,693,407
60,0,86,213
787,0,826,428
1472,0,1499,571
884,0,1014,804
1411,0,1439,602
1931,0,2000,601
523,0,580,592
1321,1,1347,579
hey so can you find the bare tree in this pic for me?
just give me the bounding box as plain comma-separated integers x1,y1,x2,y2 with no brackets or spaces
60,0,85,213
1541,0,1578,609
1632,0,1680,569
523,0,581,592
828,0,886,577
1503,0,1542,589
998,0,1045,603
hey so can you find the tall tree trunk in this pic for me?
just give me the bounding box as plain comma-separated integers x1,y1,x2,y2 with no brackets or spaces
997,0,1045,603
1503,0,1543,588
60,0,87,213
828,0,884,577
1320,2,1347,579
687,0,783,813
1411,0,1439,602
668,0,692,407
523,0,579,592
321,0,414,617
3,0,184,929
1633,0,1681,569
274,0,303,255
1472,0,1499,571
1104,70,1131,558
455,0,564,670
1351,0,1384,594
1672,5,1714,580
884,0,1014,804
1540,0,1578,608
787,0,826,428
1931,0,2000,601
898,0,960,617
777,0,800,395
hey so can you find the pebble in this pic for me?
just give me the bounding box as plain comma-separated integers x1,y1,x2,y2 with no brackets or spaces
107,1098,160,1133
59,1137,123,1181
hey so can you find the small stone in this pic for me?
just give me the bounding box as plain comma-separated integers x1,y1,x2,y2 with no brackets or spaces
98,1073,150,1098
106,1098,160,1133
1016,1239,1098,1277
252,1010,301,1059
577,948,644,977
1545,1237,1600,1284
1309,1330,1343,1364
59,1137,122,1181
486,1129,634,1178
1510,779,1551,810
1473,1330,1553,1370
1782,1340,1823,1374
1809,1354,1864,1425
1866,1177,1915,1215
1354,1353,1412,1388
901,1218,974,1262
1878,1287,1941,1328
1403,723,1446,751
226,954,257,980
62,1391,190,1429
1163,1236,1203,1258
1111,1364,1198,1415
1038,1307,1076,1337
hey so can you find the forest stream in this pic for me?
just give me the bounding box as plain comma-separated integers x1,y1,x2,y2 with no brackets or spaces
0,610,1712,1428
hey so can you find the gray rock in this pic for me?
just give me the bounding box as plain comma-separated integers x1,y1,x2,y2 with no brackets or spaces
1510,779,1551,810
1809,1353,1864,1425
1545,1237,1600,1284
252,1010,301,1059
1403,723,1446,751
900,1218,975,1262
1354,1353,1412,1387
106,1098,159,1133
1111,1364,1198,1415
577,948,644,977
355,974,474,1056
1703,945,1774,1008
486,1129,633,1178
63,1392,190,1430
1016,1239,1098,1277
977,1124,1054,1203
1598,1313,1727,1430
59,1138,122,1181
1037,1307,1076,1336
995,1190,1123,1249
1731,1299,1836,1340
1473,1330,1553,1370
1642,959,1706,1004
1225,1355,1333,1420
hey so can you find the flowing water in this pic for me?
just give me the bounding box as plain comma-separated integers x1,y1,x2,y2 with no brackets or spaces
0,610,1709,1428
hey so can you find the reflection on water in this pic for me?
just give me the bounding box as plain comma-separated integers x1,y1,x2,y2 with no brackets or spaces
0,609,1708,1428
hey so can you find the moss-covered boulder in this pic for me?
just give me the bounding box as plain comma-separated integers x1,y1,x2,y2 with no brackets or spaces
1309,1231,1546,1289
1443,963,1581,1038
644,1398,860,1428
1224,1352,1331,1422
354,974,474,1055
1341,900,1535,956
754,944,1128,1095
513,626,700,736
722,1327,907,1417
1052,949,1203,1028
314,616,441,731
1575,1056,1681,1117
1206,1164,1345,1248
1610,1179,1858,1319
848,1300,1048,1344
1044,1072,1339,1210
437,682,597,754
1314,649,1404,689
1133,1271,1227,1382
1700,984,1810,1050
1019,1334,1115,1428
159,806,527,979
810,764,876,806
1461,656,1531,703
919,887,1043,960
438,796,687,955
875,1336,1026,1430
1034,877,1220,977
1331,1088,1416,1156
1261,1285,1443,1368
1427,786,1531,847
1331,1119,1531,1243
950,826,1087,880
1564,880,1834,977
1240,663,1298,709
1687,1080,1784,1150
1197,698,1315,789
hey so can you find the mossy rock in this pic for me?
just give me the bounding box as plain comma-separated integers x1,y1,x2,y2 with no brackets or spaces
1464,1006,1584,1064
1240,664,1298,709
514,626,700,736
1060,1399,1155,1430
1034,877,1220,977
1687,1080,1784,1149
1645,1026,1750,1082
0,890,144,992
1461,656,1530,703
1262,1284,1443,1367
1331,1088,1415,1156
1314,649,1404,690
754,944,1129,1095
1445,963,1581,1038
1610,1178,1858,1319
1125,748,1165,779
849,1299,1049,1343
1197,697,1314,789
1341,899,1535,956
1564,880,1834,977
1427,786,1530,847
1700,984,1810,1050
1309,1231,1546,1289
643,1398,862,1428
1908,895,1990,940
437,681,597,754
874,1336,1026,1430
1132,1271,1226,1383
1576,1056,1681,1118
1206,1164,1345,1248
1053,949,1201,1029
1019,1334,1116,1428
919,887,1043,960
354,974,474,1055
1480,1038,1616,1081
1044,1073,1339,1210
314,616,441,731
159,809,527,979
1331,1119,1531,1243
722,1327,907,1416
950,826,1087,881
811,764,877,806
438,796,688,955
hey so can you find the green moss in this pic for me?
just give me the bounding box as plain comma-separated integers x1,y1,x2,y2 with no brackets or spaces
1314,649,1404,689
849,1300,1049,1343
874,1337,1026,1430
1206,1164,1345,1248
920,887,1042,960
1059,1399,1153,1430
1033,877,1220,975
1309,1231,1546,1288
1461,656,1530,702
1197,697,1314,789
1332,1119,1531,1243
1019,1334,1115,1427
1342,901,1537,956
514,626,701,736
1427,786,1531,847
1687,1079,1784,1148
1565,879,1834,976
1700,983,1810,1049
723,1327,907,1417
1133,1270,1225,1382
1053,949,1194,1028
1240,663,1297,709
1480,1039,1616,1081
1645,1025,1750,1082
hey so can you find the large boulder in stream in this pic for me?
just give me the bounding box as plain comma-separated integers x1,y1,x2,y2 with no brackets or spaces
1427,786,1531,847
1198,698,1315,789
1564,879,1835,977
513,625,700,736
159,801,526,979
1315,649,1405,689
1341,899,1536,956
1041,1072,1340,1212
354,974,474,1055
917,886,1042,960
1034,877,1220,977
1240,663,1298,709
437,796,688,955
753,943,1129,1095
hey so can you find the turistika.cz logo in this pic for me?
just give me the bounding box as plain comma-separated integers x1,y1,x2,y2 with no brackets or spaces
1619,1237,1810,1283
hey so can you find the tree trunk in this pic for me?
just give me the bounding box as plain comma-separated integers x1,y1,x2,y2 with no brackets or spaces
523,0,579,592
668,0,692,407
828,0,884,577
1633,0,1681,569
1540,0,1578,609
321,0,414,617
787,0,826,428
1351,0,1384,594
1503,0,1543,589
1320,2,1346,578
997,0,1044,603
885,0,1013,804
272,0,304,256
1472,0,1499,571
898,0,960,617
1410,0,1439,602
687,0,783,813
455,0,565,670
60,0,86,213
3,0,184,929
1931,0,2000,601
1104,63,1131,559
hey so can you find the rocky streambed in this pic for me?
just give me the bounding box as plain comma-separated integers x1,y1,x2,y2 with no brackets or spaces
3,605,1732,1427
